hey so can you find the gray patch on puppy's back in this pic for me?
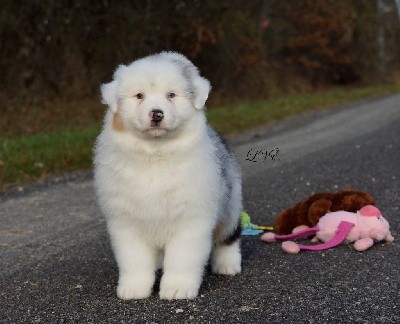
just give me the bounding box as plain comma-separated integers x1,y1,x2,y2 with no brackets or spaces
207,125,236,166
207,125,243,245
207,125,241,215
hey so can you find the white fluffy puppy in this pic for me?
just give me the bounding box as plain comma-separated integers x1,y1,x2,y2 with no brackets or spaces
94,52,242,300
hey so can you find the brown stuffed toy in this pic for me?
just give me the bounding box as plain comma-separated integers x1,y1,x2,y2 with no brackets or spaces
273,189,376,234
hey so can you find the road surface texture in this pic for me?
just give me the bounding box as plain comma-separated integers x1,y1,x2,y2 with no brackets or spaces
1,95,399,323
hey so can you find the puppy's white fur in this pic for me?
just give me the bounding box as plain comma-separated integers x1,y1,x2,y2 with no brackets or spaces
94,52,242,300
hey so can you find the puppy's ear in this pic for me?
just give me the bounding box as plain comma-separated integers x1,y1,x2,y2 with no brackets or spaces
193,76,211,110
100,81,118,113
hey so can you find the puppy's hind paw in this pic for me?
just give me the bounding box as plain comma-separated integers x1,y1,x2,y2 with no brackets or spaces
159,287,198,300
117,284,152,300
211,241,241,276
212,263,241,276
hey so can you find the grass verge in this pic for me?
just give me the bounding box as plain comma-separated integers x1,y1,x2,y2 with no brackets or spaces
209,83,400,134
0,124,101,190
1,83,399,190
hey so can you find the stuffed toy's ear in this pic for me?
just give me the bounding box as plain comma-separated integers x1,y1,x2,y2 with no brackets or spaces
193,76,211,110
100,80,118,113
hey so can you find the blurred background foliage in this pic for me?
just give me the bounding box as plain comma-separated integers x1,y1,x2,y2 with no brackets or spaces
1,0,400,136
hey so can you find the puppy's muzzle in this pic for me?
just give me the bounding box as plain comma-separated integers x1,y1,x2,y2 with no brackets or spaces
150,109,164,126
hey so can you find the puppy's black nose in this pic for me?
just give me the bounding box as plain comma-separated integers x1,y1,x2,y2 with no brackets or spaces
150,109,164,123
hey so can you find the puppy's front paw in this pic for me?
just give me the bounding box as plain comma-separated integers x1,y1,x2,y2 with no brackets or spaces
117,274,154,300
159,275,200,300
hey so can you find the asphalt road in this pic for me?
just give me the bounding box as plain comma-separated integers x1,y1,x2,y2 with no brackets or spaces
1,95,399,323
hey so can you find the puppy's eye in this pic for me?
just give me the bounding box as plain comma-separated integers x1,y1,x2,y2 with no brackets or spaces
135,93,144,100
167,92,176,99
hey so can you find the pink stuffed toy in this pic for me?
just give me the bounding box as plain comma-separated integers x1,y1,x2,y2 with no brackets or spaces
261,205,394,253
